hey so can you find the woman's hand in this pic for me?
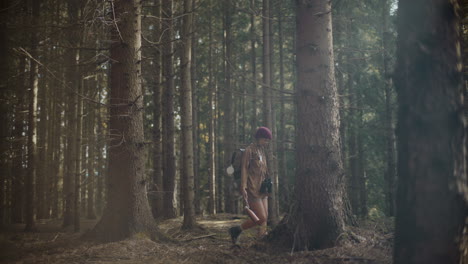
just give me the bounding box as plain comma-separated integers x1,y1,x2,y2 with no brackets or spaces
242,188,248,203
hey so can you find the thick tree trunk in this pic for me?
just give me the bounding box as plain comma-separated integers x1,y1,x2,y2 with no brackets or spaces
88,0,164,242
181,0,196,229
273,0,345,250
162,0,177,219
394,1,468,263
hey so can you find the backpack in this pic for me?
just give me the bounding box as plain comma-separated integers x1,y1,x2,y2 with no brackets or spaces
227,148,245,196
227,148,245,180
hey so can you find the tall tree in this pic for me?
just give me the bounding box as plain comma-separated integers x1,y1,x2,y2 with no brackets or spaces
250,0,258,133
180,0,196,228
74,77,83,232
151,0,164,219
207,0,216,215
24,0,41,232
63,0,80,228
89,0,164,241
87,90,97,220
162,0,177,219
273,0,345,249
191,0,201,215
382,0,396,217
12,56,26,224
263,0,279,223
393,0,468,263
0,0,9,225
223,0,235,213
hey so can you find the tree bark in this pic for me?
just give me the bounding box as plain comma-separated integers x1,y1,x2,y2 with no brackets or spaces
181,0,196,229
162,0,177,219
207,0,216,215
223,0,235,214
24,0,41,232
250,0,258,134
87,89,96,220
394,0,468,263
74,76,83,232
262,0,278,224
191,0,200,216
277,0,289,211
63,0,79,228
273,0,345,250
88,0,164,242
0,0,9,225
12,55,26,224
150,0,163,220
36,68,48,220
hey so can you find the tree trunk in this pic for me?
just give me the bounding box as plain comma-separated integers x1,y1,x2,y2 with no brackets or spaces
95,79,105,216
162,0,177,219
24,0,41,232
63,0,79,228
262,0,279,223
0,0,9,225
273,0,345,250
88,0,164,242
393,1,468,263
73,58,83,233
207,0,216,215
250,0,257,134
223,0,235,214
12,56,26,224
382,0,396,217
36,70,48,220
87,90,96,220
44,77,56,220
150,0,163,220
181,0,196,229
357,108,367,217
190,0,200,216
277,1,289,210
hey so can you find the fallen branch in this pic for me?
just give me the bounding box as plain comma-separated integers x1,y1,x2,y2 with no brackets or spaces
180,234,216,242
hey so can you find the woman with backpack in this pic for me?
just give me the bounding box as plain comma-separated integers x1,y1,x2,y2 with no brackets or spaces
229,126,272,245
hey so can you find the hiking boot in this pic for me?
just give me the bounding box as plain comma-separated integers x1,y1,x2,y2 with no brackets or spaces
229,226,242,245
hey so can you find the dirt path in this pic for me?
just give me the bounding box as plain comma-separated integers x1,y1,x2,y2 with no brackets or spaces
0,214,392,264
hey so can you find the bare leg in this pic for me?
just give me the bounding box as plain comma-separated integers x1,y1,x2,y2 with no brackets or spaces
258,197,268,236
241,198,267,231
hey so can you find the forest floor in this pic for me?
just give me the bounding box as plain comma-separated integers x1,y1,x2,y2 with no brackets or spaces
0,213,393,264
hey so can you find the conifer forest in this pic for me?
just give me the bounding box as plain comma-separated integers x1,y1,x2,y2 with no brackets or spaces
0,0,467,263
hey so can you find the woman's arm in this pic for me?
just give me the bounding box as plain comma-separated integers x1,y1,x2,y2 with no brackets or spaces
240,147,250,194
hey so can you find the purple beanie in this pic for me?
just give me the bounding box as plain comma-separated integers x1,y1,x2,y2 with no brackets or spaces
255,127,272,140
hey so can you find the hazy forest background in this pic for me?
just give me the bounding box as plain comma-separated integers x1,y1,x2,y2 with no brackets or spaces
0,0,467,263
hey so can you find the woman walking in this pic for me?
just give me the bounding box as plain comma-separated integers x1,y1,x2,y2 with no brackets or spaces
229,127,272,244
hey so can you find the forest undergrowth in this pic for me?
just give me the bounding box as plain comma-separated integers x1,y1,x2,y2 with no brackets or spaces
0,214,393,264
